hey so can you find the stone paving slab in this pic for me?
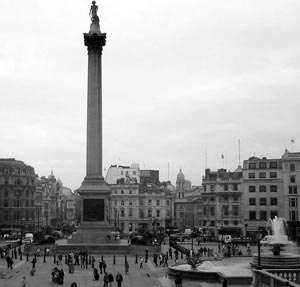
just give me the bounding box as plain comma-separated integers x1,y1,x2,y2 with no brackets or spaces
0,244,252,287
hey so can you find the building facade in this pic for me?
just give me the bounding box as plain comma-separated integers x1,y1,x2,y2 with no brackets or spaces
242,157,284,237
0,158,37,236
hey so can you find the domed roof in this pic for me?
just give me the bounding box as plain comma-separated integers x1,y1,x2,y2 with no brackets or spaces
176,169,185,182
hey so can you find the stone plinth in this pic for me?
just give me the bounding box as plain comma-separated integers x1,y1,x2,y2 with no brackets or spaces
251,252,300,269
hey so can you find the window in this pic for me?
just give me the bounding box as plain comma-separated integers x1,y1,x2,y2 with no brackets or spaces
129,190,132,194
166,200,170,206
203,185,206,192
121,200,124,206
139,199,144,206
223,196,228,202
121,190,124,194
289,198,298,207
210,185,215,192
121,171,123,175
128,209,133,217
290,164,296,172
249,173,255,179
259,162,267,169
270,211,278,219
148,199,152,205
249,211,256,220
259,198,267,206
115,200,117,205
139,210,144,218
270,162,278,169
120,209,125,217
289,186,298,194
210,207,215,216
259,172,266,178
233,184,238,191
210,221,215,226
249,163,256,169
156,210,160,217
224,220,229,225
270,185,277,192
289,210,298,221
147,209,152,218
129,201,132,206
223,206,229,216
270,172,277,179
259,186,266,192
224,184,228,191
115,190,117,194
233,195,239,202
249,186,256,192
290,176,296,183
4,189,9,197
156,200,160,206
249,198,256,205
210,197,215,202
270,198,278,206
203,207,207,216
232,205,239,216
260,211,267,220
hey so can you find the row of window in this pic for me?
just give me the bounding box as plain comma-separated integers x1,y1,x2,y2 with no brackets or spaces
0,189,35,198
249,197,278,206
249,210,278,220
202,205,239,216
0,199,35,207
248,172,277,179
248,185,277,192
203,184,239,192
248,161,279,169
114,190,134,195
0,167,34,175
201,220,239,227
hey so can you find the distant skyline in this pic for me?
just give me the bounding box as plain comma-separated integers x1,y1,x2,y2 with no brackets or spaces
0,1,299,190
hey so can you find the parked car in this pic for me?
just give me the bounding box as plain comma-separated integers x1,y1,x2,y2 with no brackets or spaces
23,237,33,244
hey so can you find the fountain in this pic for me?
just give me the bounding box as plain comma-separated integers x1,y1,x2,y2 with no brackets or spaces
251,216,300,269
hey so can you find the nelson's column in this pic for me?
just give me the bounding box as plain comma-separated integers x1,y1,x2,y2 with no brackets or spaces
67,1,113,245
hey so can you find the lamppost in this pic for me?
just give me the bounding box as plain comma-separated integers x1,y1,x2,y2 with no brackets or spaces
21,217,25,244
256,230,264,269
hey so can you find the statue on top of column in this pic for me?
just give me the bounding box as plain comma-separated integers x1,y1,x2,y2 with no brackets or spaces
90,1,99,23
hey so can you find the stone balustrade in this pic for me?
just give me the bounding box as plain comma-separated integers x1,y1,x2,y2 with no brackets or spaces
252,268,300,287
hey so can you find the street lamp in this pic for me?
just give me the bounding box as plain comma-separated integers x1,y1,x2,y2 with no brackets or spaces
256,230,264,269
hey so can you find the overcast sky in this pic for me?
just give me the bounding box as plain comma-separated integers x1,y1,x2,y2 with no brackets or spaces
0,0,300,190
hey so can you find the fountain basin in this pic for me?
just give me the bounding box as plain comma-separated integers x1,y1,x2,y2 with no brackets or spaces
168,258,253,285
251,252,300,269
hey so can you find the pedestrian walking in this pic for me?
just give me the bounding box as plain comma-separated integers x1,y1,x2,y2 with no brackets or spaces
139,257,143,268
222,278,228,287
22,276,26,287
93,268,99,280
108,272,114,287
125,260,129,274
116,271,123,287
99,260,103,274
103,272,109,287
103,260,107,273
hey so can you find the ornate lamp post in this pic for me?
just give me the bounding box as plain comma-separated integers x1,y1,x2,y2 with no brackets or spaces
256,230,264,269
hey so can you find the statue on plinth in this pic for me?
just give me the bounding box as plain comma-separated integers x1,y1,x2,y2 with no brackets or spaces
89,1,101,33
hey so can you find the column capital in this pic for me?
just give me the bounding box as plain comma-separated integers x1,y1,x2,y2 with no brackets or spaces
84,33,106,54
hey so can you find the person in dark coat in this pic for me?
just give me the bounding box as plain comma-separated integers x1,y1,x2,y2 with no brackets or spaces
108,272,114,287
116,272,123,287
93,268,99,280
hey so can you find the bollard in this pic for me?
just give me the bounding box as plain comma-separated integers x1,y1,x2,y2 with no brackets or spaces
135,254,138,264
89,255,91,264
113,255,116,264
44,253,46,263
27,253,29,261
54,254,56,264
20,253,22,260
125,255,127,264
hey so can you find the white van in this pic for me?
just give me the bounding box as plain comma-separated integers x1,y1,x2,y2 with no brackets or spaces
23,233,34,244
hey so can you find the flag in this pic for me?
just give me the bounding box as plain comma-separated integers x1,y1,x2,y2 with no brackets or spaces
221,154,224,159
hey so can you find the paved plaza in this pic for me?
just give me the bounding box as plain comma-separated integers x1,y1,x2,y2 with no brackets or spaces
0,243,253,287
